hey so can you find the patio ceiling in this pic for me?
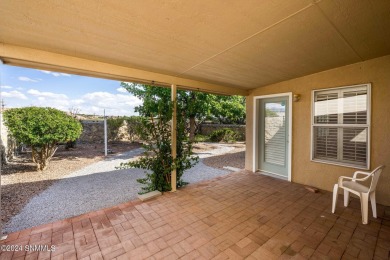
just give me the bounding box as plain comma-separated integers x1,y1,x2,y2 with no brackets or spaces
0,0,390,95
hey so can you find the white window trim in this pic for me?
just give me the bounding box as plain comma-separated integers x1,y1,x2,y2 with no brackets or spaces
310,83,371,170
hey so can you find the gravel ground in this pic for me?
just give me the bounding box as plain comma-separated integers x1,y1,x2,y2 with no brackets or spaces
193,142,236,158
203,143,245,170
182,160,229,183
1,142,141,225
3,149,145,233
3,142,245,233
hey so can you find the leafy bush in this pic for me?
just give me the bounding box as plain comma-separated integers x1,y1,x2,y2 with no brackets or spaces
118,102,198,193
107,117,125,141
124,116,143,142
194,134,209,142
121,82,246,139
209,128,238,143
3,107,82,171
107,116,144,142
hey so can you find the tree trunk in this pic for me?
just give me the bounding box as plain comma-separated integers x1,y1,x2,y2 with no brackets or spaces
32,143,58,171
0,144,7,166
65,140,76,149
31,148,36,163
189,116,196,142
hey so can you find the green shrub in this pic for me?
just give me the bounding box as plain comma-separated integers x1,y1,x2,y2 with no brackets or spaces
3,107,82,171
118,103,198,193
107,117,125,141
209,128,238,143
124,116,144,142
194,134,209,142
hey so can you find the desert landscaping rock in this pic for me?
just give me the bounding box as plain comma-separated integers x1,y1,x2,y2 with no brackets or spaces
3,148,146,233
0,142,142,225
3,142,244,233
203,143,245,170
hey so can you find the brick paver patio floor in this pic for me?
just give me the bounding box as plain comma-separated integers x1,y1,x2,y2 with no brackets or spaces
1,171,389,259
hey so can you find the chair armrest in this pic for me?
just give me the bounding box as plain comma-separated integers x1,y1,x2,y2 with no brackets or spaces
338,175,368,187
338,176,353,186
353,171,371,180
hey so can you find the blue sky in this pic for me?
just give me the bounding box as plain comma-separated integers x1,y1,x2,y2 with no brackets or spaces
0,65,141,116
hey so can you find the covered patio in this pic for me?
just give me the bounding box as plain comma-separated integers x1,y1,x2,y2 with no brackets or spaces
0,171,389,259
1,0,390,259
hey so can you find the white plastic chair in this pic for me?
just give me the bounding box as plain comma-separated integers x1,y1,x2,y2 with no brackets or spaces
331,165,385,224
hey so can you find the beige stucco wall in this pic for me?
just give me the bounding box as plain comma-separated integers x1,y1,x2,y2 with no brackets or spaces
246,55,390,206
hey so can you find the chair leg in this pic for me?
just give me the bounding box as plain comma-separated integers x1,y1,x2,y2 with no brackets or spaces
370,192,377,218
332,184,339,213
344,190,350,207
361,193,369,224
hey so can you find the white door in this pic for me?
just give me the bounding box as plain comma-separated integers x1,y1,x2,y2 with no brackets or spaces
258,96,289,178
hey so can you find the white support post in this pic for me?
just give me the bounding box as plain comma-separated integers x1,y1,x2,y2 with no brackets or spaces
104,109,107,157
171,84,177,192
0,59,6,240
0,112,2,238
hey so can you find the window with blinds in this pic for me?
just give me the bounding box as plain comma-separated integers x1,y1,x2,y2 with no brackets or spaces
312,84,370,169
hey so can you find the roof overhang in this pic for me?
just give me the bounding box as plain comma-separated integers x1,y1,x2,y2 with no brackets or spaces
0,0,389,96
0,44,247,96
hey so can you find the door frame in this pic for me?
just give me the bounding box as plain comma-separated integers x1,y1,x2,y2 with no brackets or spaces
252,93,292,181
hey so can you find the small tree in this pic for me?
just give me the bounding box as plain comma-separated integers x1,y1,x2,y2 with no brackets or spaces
119,100,198,193
209,95,246,124
121,83,213,141
3,107,83,171
121,83,246,141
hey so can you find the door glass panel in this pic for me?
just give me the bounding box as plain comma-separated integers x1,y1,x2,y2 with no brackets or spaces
264,102,286,166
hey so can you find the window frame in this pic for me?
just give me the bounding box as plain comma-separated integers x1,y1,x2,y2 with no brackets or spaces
310,83,371,170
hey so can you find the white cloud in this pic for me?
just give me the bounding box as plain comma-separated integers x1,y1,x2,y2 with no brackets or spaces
5,89,140,116
26,89,70,111
70,99,85,105
39,70,71,77
1,90,28,100
116,87,128,93
76,91,141,116
18,76,39,82
27,89,68,99
1,85,13,89
29,97,70,111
